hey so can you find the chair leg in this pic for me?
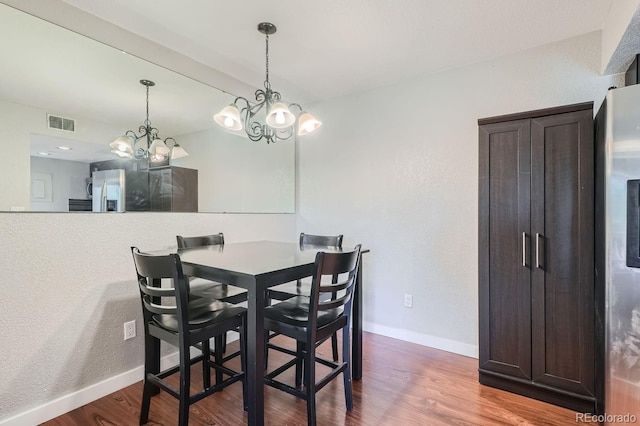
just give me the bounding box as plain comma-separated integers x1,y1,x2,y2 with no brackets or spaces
342,326,353,410
264,332,269,369
202,339,211,389
140,334,157,425
305,343,317,426
214,335,224,385
139,375,153,425
178,340,191,426
331,331,339,362
295,341,304,387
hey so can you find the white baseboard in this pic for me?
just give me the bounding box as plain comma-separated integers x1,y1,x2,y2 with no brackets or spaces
0,352,179,426
363,322,479,359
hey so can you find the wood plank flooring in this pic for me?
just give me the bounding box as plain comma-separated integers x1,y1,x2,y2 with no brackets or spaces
42,332,579,425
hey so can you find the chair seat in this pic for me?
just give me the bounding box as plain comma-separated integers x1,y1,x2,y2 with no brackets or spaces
264,296,343,329
268,280,335,304
153,298,246,332
189,278,247,303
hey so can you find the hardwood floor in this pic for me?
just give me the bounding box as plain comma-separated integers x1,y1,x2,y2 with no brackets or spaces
42,332,578,425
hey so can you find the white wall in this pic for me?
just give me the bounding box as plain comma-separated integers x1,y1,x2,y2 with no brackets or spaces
174,126,296,213
297,31,623,356
0,100,119,211
0,212,295,424
30,157,90,212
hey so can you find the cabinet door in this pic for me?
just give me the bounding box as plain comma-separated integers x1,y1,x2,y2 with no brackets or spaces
479,119,532,379
171,167,198,212
530,109,594,396
149,168,173,212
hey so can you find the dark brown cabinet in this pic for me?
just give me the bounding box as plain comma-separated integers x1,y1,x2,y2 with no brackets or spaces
149,166,198,212
478,102,596,412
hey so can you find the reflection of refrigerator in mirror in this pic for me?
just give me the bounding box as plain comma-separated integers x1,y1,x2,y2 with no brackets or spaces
92,169,125,212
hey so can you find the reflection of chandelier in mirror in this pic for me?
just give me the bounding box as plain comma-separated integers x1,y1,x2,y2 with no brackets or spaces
109,79,188,162
214,22,322,144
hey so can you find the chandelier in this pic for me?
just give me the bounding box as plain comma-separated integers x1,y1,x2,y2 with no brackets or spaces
213,22,321,144
110,79,188,162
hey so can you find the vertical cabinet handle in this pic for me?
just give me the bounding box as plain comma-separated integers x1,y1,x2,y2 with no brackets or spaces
522,232,527,267
536,233,543,269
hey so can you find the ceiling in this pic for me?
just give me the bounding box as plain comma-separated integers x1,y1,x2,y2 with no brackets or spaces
59,0,615,103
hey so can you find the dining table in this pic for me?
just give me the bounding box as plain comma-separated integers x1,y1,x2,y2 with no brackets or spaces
176,240,367,426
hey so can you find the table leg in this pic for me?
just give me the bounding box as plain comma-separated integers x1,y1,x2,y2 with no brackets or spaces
353,258,363,380
245,279,265,426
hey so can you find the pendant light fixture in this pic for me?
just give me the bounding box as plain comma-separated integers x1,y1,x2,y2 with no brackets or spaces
110,79,188,162
214,22,322,144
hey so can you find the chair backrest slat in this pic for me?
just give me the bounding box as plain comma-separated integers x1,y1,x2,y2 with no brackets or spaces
138,278,175,298
177,233,224,249
141,296,177,315
318,293,351,311
300,233,343,249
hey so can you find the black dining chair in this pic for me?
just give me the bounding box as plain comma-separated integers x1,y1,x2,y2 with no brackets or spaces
263,245,362,426
267,233,343,362
176,233,248,379
131,247,247,426
176,233,247,305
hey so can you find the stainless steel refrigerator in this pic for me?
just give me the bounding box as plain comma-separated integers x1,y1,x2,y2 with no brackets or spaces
595,83,640,422
92,169,125,212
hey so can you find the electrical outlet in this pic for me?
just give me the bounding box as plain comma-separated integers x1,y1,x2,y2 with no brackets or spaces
404,293,413,308
124,320,136,340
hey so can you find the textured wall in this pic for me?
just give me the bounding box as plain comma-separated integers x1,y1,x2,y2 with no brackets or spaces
0,212,295,421
296,31,624,353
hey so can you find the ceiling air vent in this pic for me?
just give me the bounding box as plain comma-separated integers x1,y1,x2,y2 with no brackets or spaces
47,114,75,132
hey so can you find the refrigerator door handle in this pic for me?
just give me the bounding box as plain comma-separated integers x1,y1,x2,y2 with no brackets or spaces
536,233,543,269
522,232,527,267
101,181,108,212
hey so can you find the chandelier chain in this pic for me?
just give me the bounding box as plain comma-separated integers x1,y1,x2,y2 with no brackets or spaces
265,33,270,90
145,84,150,126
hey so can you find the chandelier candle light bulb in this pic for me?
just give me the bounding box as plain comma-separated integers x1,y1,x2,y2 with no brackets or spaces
213,22,321,143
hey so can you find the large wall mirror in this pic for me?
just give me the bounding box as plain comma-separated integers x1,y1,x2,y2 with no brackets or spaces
0,3,295,213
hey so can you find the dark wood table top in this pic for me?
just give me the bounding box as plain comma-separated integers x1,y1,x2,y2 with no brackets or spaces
178,240,349,287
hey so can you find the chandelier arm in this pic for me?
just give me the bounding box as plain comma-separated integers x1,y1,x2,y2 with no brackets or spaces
288,103,303,113
249,90,268,116
233,95,250,105
274,126,294,142
267,89,282,104
137,125,148,137
133,148,147,160
245,118,266,141
236,94,266,141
